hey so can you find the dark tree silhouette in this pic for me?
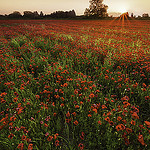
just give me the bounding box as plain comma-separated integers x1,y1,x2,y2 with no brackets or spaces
33,11,40,18
49,10,76,18
142,13,149,18
23,11,34,18
40,11,44,18
84,0,108,18
8,11,22,18
23,11,40,19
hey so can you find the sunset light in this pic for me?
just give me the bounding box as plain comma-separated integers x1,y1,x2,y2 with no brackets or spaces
119,7,127,14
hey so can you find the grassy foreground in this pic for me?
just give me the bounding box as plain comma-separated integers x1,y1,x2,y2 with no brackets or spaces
0,20,150,150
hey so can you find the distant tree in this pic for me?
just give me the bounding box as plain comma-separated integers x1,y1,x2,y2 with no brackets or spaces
23,11,34,18
142,13,149,18
84,8,90,17
33,11,40,19
84,0,108,18
69,10,76,18
0,14,5,19
50,10,76,18
8,11,22,18
131,13,134,18
40,11,44,17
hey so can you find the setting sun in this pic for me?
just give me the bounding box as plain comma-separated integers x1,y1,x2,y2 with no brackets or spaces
119,7,128,14
118,6,128,14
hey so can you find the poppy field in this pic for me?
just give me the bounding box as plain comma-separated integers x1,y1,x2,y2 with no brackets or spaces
0,20,150,150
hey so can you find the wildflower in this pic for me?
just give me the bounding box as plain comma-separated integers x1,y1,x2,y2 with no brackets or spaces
80,132,85,140
122,120,127,124
55,140,59,147
116,124,125,131
131,120,136,125
75,105,79,109
21,135,26,141
80,101,83,105
139,124,145,129
144,121,150,128
63,83,68,87
126,128,132,134
47,136,53,141
17,143,24,150
45,132,49,136
92,108,97,113
10,116,16,121
8,133,14,139
40,121,43,124
89,93,94,98
74,89,78,95
60,103,64,107
102,105,107,109
131,112,139,119
124,137,130,145
117,116,122,121
44,123,48,127
72,112,76,116
74,120,78,125
78,143,84,150
138,134,146,145
105,117,110,122
54,133,59,139
109,121,114,126
88,114,92,117
98,121,102,125
28,144,33,150
142,83,146,88
35,95,40,99
13,97,18,102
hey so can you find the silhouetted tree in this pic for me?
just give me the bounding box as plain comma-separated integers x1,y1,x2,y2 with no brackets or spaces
142,13,149,18
50,10,76,18
0,14,5,19
40,11,44,18
131,13,134,18
69,10,76,18
23,11,40,19
33,11,40,19
8,11,22,18
23,11,34,18
84,0,108,18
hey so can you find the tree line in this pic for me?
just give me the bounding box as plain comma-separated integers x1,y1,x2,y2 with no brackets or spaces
0,10,76,19
0,0,149,19
0,0,108,19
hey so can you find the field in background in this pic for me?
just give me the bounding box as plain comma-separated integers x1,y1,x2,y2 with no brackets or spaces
0,20,150,150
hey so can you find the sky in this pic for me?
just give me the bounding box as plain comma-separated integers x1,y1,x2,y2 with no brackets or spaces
0,0,150,17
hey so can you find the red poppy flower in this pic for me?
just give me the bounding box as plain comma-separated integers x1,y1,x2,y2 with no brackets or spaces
74,120,78,125
17,143,24,150
78,143,84,150
55,140,59,147
131,112,139,119
131,120,136,125
47,136,53,141
138,134,145,145
28,144,33,150
144,121,150,128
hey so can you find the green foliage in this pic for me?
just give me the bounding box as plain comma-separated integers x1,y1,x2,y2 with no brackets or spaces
0,20,150,150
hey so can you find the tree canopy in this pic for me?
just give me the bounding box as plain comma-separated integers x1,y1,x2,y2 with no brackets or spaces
84,0,108,18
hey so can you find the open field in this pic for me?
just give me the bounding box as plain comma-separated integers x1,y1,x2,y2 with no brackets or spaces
0,20,150,149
